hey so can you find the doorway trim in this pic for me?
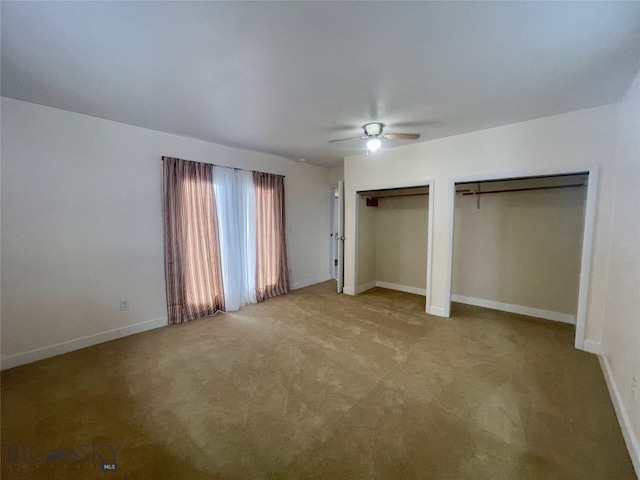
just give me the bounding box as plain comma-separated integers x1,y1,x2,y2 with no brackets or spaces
329,184,338,280
353,178,435,314
445,165,599,351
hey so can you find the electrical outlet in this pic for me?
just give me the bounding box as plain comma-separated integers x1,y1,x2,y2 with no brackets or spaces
632,376,638,401
119,300,129,311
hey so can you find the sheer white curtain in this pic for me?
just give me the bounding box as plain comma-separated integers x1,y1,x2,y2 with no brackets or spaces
213,166,257,311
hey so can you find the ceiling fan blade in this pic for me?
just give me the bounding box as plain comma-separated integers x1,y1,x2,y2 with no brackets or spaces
329,136,364,144
330,130,420,144
383,133,421,140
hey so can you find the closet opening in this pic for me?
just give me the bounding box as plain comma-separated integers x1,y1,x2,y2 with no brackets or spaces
355,182,434,313
450,171,592,347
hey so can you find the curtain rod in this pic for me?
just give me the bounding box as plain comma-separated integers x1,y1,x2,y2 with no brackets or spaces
161,156,285,178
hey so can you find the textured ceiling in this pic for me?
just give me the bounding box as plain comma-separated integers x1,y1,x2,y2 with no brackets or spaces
2,1,639,168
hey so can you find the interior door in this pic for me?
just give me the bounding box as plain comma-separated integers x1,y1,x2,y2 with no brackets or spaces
337,180,345,293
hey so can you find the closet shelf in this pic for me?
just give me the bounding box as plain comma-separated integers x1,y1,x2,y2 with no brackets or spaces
358,175,587,200
458,183,585,196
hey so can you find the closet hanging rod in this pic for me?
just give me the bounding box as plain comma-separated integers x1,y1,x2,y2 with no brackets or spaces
374,192,429,198
459,183,585,196
358,188,429,198
362,181,585,199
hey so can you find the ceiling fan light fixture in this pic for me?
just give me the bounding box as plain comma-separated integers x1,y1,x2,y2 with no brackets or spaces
328,122,419,156
366,137,381,152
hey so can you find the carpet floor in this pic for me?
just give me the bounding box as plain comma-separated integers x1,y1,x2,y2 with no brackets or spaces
1,281,635,479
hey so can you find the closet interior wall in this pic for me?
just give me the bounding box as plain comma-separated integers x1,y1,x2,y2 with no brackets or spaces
357,194,377,290
357,189,429,295
452,177,587,323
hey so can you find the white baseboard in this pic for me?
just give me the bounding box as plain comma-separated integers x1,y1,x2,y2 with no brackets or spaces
375,281,427,296
291,275,332,290
342,286,355,295
583,340,602,355
599,355,640,477
451,294,576,325
362,281,449,318
356,281,376,294
1,317,168,370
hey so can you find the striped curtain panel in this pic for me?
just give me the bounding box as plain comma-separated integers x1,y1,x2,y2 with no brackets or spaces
253,172,290,302
163,157,225,324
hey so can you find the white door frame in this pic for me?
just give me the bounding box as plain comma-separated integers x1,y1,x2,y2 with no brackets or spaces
445,165,599,351
353,178,435,313
329,184,338,280
337,181,345,293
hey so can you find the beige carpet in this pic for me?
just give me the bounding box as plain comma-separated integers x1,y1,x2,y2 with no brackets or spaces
1,281,635,479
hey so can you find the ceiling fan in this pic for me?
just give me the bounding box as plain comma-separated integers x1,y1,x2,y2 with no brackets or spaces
329,123,420,154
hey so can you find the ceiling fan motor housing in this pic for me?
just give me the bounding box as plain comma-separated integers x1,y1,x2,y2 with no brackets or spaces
363,122,384,136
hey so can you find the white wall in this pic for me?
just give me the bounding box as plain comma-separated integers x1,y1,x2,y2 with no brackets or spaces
452,186,585,317
281,161,333,289
601,72,640,473
345,104,619,342
375,195,429,290
1,98,330,367
328,166,344,184
356,195,376,290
